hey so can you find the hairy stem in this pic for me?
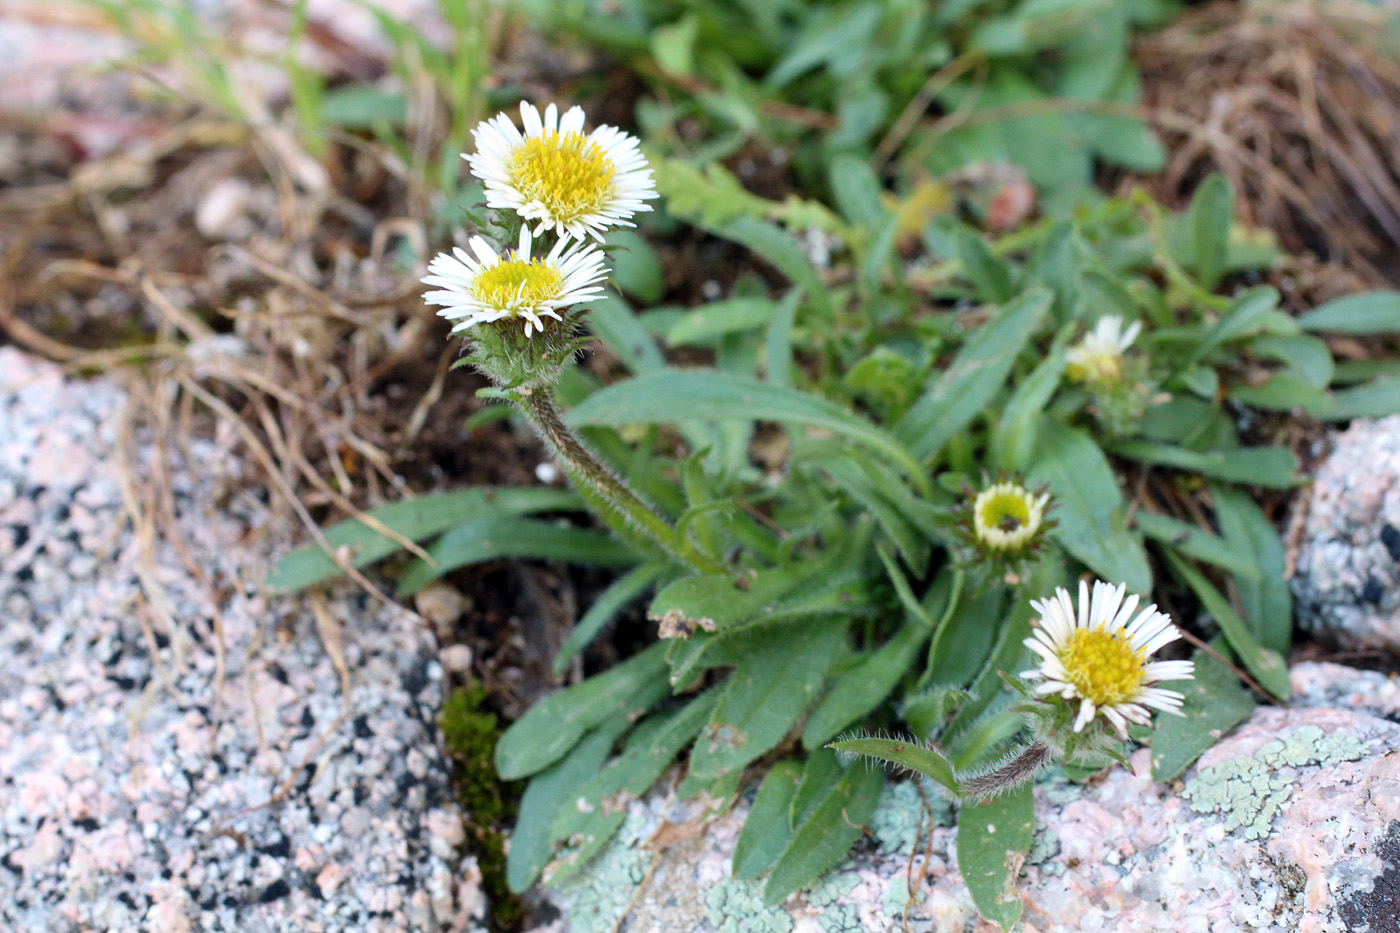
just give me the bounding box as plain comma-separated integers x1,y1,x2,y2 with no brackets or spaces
516,387,724,575
958,740,1054,801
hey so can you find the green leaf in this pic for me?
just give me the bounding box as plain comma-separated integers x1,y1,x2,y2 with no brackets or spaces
712,216,832,315
732,760,802,880
802,621,931,750
568,369,927,490
827,736,959,793
1162,550,1291,700
828,151,886,229
689,620,846,778
1030,422,1151,594
495,643,671,780
1320,379,1400,421
586,290,666,374
650,11,699,77
896,288,1053,461
1134,511,1260,579
1297,291,1400,335
319,84,406,127
608,230,665,303
1211,485,1291,655
268,487,582,592
648,567,804,636
666,298,775,346
1251,335,1334,389
396,516,638,597
956,783,1034,930
956,228,1015,304
555,562,671,675
1187,174,1233,290
991,348,1066,471
790,747,843,830
506,716,631,893
1230,373,1333,414
1149,649,1255,783
549,691,719,876
1110,439,1299,489
763,763,885,904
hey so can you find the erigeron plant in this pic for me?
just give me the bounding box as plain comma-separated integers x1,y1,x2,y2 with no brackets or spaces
273,110,1400,929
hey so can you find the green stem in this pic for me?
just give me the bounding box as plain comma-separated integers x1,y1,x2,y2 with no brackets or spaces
515,387,725,575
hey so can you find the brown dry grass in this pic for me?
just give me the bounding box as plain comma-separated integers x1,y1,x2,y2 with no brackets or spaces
1133,0,1400,284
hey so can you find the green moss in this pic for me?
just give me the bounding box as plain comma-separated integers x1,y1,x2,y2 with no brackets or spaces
441,685,525,931
1182,725,1366,840
705,879,795,933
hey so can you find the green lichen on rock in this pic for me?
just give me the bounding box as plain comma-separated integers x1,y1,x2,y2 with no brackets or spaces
881,877,930,929
868,778,951,856
1183,725,1366,840
1027,816,1061,870
551,810,653,933
705,879,794,933
807,871,863,933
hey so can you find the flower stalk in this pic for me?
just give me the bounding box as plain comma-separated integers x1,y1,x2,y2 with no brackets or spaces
512,385,725,575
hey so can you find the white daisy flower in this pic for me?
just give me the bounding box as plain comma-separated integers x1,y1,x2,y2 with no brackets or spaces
1066,315,1141,386
421,227,608,337
1022,580,1195,738
972,481,1050,553
466,102,658,242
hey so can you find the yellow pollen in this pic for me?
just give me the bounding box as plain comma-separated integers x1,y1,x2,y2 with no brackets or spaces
1059,625,1146,706
473,258,563,310
509,130,615,226
978,491,1030,535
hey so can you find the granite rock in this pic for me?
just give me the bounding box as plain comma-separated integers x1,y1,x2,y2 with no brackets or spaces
1293,415,1400,652
0,348,482,933
535,661,1400,933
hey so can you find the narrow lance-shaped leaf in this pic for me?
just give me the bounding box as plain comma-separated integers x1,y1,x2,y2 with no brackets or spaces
1149,649,1254,783
567,369,929,494
1134,511,1260,580
268,487,581,592
689,619,846,779
547,691,720,882
1030,421,1152,594
896,288,1053,461
1211,484,1291,655
763,763,886,904
506,716,631,893
1162,550,1291,700
397,516,638,597
732,760,803,880
495,642,671,780
956,783,1034,930
826,736,959,794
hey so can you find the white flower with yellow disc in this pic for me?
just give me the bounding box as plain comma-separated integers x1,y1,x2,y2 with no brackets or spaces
466,102,657,242
421,227,607,337
1066,315,1141,386
972,481,1050,553
1022,580,1195,737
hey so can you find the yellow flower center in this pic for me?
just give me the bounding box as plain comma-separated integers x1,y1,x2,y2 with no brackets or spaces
978,491,1030,535
1059,625,1146,706
1067,349,1123,386
473,258,563,310
509,131,616,226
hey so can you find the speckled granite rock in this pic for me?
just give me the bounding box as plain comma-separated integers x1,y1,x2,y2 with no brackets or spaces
1293,415,1400,652
0,348,482,933
533,661,1400,933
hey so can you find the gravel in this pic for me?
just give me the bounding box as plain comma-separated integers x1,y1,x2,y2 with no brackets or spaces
0,348,484,932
